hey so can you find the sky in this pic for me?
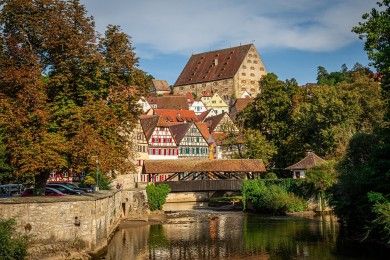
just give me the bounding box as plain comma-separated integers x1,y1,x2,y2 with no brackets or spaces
80,0,376,85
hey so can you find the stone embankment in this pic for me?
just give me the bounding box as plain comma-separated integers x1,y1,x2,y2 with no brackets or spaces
0,188,148,258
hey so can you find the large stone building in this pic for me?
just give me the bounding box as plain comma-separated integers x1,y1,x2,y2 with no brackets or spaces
173,44,267,102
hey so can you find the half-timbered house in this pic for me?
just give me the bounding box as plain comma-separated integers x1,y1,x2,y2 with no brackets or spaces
170,122,210,158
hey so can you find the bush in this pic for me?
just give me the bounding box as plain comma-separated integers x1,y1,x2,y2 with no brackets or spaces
263,172,278,179
81,171,111,190
0,219,28,259
146,183,171,211
242,180,307,214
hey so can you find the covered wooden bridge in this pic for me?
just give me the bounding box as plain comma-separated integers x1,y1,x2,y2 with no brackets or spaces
142,159,266,192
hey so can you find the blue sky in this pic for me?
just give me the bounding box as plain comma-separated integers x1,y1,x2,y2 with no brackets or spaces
81,0,376,85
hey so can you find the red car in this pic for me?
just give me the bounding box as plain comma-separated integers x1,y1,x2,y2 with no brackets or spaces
21,187,66,197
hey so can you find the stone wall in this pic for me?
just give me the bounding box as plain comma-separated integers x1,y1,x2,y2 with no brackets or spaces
0,189,147,252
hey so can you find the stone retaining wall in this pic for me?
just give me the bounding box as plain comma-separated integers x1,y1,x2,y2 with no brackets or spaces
0,189,147,252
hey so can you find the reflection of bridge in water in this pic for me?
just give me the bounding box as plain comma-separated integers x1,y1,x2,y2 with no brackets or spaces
142,159,266,192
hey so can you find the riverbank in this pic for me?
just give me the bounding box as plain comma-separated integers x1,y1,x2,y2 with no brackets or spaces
0,188,148,259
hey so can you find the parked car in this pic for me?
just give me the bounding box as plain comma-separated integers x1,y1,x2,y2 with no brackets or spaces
21,187,66,197
46,183,84,195
49,182,93,193
0,184,25,198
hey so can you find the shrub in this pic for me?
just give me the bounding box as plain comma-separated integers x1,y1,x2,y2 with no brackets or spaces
242,180,307,214
263,172,278,179
0,219,28,260
81,171,111,190
146,183,171,211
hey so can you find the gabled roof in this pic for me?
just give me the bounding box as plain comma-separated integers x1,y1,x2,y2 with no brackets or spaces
195,122,211,143
185,92,195,104
143,159,266,174
139,115,159,140
286,152,326,170
233,98,253,112
174,44,253,86
197,109,213,122
203,113,227,132
152,79,170,92
154,109,199,123
155,96,189,110
169,123,192,144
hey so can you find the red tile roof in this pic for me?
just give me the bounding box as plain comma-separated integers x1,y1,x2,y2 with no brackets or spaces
169,123,192,144
143,159,266,174
154,109,199,123
174,44,253,86
139,115,159,140
152,79,170,92
185,92,195,104
195,122,212,143
155,96,189,110
197,109,213,122
286,152,326,170
203,113,227,132
233,98,253,112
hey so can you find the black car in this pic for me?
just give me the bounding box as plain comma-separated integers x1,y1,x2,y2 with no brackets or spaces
46,184,84,195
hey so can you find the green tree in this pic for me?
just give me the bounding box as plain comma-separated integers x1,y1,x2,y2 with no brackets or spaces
305,161,338,211
241,129,276,166
352,0,390,96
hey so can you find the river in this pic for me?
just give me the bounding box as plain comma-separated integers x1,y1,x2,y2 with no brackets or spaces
99,205,388,259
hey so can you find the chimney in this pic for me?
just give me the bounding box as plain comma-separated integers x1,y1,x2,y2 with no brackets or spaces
214,58,218,66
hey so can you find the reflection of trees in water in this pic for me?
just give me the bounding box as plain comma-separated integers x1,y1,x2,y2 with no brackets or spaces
243,214,339,259
104,225,149,260
104,214,341,260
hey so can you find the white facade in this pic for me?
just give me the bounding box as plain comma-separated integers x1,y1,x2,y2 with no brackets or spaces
137,97,152,113
189,100,207,115
147,126,178,160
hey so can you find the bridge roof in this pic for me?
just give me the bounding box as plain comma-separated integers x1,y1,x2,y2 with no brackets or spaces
142,159,266,174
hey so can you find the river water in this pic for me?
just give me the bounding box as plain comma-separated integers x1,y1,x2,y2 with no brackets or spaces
100,208,388,260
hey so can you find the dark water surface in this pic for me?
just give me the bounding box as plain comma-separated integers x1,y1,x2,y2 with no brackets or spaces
100,210,388,260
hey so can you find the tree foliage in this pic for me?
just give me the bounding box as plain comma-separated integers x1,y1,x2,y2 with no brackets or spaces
240,67,384,168
0,0,145,190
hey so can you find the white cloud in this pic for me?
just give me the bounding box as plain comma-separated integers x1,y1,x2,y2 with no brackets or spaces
81,0,376,56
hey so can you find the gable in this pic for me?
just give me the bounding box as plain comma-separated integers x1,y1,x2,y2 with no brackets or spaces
174,44,253,86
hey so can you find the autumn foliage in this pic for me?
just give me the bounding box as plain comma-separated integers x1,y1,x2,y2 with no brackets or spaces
0,0,151,190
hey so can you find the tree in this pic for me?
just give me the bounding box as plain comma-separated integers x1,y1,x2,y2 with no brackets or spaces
0,0,144,190
241,129,276,166
306,161,338,211
352,0,390,95
239,74,300,167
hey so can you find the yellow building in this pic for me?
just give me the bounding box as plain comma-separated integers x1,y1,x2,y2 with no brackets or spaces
201,93,229,116
173,44,267,102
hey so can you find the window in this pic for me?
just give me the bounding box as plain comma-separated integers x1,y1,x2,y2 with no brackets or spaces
242,65,247,69
254,60,258,64
248,54,253,57
247,60,252,63
196,137,200,142
152,149,156,155
241,80,246,83
196,148,199,154
180,87,184,90
260,67,265,71
251,80,255,84
250,66,255,70
158,149,161,155
250,73,255,77
241,73,246,76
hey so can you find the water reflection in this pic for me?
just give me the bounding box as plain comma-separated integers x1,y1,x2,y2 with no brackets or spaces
101,212,386,260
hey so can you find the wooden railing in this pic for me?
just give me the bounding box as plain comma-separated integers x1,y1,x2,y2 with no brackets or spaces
158,179,243,192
